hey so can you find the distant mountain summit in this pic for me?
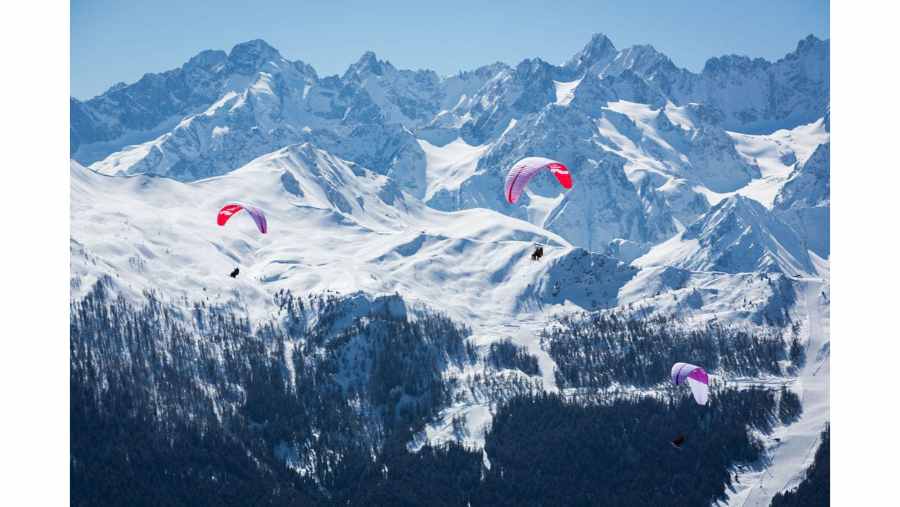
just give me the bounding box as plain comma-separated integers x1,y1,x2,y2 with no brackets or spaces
71,33,828,261
72,33,828,158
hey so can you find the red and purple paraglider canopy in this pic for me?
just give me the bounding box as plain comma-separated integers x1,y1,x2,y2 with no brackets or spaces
217,203,268,234
671,362,710,405
504,157,573,204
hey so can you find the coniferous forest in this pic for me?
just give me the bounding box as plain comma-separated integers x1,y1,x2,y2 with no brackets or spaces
543,310,795,389
770,427,830,507
71,281,813,506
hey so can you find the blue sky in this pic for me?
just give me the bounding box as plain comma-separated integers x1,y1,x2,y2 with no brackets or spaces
71,0,828,100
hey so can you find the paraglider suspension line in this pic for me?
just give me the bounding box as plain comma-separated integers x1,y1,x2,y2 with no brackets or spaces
507,172,524,203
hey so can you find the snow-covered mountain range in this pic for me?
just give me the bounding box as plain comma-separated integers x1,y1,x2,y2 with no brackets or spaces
70,33,829,506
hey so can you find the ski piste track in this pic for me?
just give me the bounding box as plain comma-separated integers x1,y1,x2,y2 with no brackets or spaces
409,310,560,451
423,273,831,504
726,278,830,506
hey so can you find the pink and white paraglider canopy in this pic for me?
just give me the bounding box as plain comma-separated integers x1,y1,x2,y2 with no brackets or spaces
504,157,573,204
217,203,268,234
671,362,710,405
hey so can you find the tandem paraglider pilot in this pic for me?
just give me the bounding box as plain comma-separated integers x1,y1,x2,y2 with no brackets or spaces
217,202,268,280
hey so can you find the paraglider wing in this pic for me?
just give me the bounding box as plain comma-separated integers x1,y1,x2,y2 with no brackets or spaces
671,362,710,405
547,162,573,189
671,362,690,385
243,206,268,234
217,204,243,226
686,375,709,405
504,157,573,204
217,203,268,234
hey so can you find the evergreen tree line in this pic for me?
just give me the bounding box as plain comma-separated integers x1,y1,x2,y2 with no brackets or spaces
486,339,540,376
778,385,803,424
71,282,475,505
542,309,796,390
71,281,809,506
340,387,788,506
457,368,544,407
771,427,830,507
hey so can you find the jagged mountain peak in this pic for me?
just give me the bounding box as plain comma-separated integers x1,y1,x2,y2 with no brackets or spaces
227,39,285,74
689,194,767,231
185,49,228,71
612,44,680,76
344,50,395,78
565,32,618,72
702,53,770,75
229,38,281,58
513,57,558,82
773,139,830,257
776,142,830,210
794,34,828,54
585,32,616,50
675,194,814,275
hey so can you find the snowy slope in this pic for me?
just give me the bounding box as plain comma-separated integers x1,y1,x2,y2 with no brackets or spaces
635,195,814,276
689,117,832,209
73,35,828,260
70,32,830,503
725,278,830,506
72,140,812,445
774,141,830,258
73,149,581,450
418,137,490,202
72,151,576,325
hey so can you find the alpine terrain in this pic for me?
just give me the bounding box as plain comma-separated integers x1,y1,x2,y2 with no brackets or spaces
70,33,829,506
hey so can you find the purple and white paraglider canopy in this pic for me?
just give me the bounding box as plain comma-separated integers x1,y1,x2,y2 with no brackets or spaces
671,362,710,405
